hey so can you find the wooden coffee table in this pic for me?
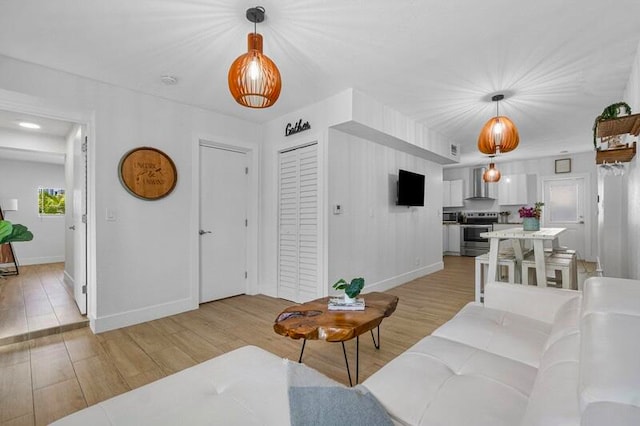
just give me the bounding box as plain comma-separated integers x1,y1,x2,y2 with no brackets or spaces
273,292,399,385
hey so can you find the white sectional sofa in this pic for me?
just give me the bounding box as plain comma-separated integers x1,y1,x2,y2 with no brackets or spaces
54,277,640,425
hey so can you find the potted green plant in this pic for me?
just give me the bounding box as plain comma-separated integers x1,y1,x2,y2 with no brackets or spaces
0,220,33,244
518,202,543,231
593,102,632,150
332,277,365,304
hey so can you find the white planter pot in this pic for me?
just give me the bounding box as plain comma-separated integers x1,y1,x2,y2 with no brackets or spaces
344,294,356,304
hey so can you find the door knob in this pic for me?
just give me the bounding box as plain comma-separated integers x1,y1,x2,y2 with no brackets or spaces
199,230,212,235
69,225,76,230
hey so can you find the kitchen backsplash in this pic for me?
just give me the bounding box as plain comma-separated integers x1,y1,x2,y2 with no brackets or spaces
443,202,525,223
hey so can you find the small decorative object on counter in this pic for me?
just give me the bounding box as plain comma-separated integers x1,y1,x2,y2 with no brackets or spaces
519,202,543,231
499,211,511,223
332,277,365,304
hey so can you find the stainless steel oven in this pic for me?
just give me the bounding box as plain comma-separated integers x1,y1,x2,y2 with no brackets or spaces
460,212,498,256
460,225,492,256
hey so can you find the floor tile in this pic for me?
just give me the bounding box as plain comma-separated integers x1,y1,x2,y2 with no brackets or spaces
0,362,33,423
33,378,86,426
73,355,129,405
0,308,28,340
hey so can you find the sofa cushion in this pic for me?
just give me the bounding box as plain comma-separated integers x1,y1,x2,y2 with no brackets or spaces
431,302,551,367
52,345,291,426
520,333,581,426
362,335,537,426
581,402,640,426
579,277,640,413
579,312,640,411
484,282,580,324
581,277,640,318
545,296,581,351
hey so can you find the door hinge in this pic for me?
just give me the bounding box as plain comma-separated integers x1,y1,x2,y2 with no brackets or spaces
245,219,248,227
82,285,87,294
82,137,88,153
81,214,87,224
245,167,249,175
245,271,248,279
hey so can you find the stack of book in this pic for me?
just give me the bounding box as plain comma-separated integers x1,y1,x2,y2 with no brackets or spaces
328,297,365,311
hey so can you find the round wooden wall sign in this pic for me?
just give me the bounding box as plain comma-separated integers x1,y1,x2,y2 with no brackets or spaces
119,147,177,200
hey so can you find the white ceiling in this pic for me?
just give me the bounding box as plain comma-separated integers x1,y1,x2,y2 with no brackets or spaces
0,110,73,164
1,1,639,166
0,109,75,138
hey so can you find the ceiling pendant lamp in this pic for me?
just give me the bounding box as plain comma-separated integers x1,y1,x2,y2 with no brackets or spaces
483,158,501,182
478,94,519,155
228,6,281,108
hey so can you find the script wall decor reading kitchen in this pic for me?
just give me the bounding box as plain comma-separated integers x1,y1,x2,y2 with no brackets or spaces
285,119,311,137
119,147,177,200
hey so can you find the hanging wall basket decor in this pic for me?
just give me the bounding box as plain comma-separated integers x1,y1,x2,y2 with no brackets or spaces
119,147,177,200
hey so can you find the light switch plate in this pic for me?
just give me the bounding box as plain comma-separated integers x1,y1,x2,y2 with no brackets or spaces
106,208,117,222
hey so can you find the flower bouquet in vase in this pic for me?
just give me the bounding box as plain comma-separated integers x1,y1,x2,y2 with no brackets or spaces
518,202,543,231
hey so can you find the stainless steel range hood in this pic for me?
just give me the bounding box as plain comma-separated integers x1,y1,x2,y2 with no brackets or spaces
465,168,495,200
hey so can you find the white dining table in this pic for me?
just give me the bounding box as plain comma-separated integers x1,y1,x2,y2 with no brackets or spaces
480,227,567,287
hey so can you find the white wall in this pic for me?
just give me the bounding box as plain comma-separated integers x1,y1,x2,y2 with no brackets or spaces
0,158,65,265
0,57,450,331
0,54,261,332
0,127,65,155
260,90,448,299
623,41,640,279
328,130,443,292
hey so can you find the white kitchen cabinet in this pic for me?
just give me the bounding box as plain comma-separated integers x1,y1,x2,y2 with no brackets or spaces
443,179,464,207
442,225,448,252
498,174,532,205
448,224,461,253
442,224,460,255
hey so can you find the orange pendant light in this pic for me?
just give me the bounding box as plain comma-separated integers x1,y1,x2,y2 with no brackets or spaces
478,94,519,155
483,160,501,182
228,7,281,108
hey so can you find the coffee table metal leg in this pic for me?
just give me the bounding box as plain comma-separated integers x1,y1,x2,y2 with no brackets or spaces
298,339,306,363
341,341,353,387
371,326,380,349
303,328,379,386
356,335,359,384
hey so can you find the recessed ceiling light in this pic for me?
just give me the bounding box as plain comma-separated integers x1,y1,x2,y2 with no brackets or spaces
18,121,41,129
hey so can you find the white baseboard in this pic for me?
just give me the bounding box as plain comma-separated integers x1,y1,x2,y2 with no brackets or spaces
90,297,198,334
257,261,446,301
63,270,74,292
363,261,445,293
18,256,65,266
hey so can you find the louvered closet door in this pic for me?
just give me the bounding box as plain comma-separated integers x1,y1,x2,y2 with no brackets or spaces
278,143,318,302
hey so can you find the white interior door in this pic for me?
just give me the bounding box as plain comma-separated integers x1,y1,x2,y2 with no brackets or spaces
542,176,588,258
72,127,87,314
278,143,319,303
199,145,248,303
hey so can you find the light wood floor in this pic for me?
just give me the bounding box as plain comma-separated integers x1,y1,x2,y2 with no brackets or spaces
0,256,475,426
0,264,87,347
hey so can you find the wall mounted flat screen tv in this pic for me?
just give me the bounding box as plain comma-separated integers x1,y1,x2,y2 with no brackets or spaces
397,169,425,206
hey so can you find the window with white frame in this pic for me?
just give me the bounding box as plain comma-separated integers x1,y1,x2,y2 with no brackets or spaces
38,187,65,216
